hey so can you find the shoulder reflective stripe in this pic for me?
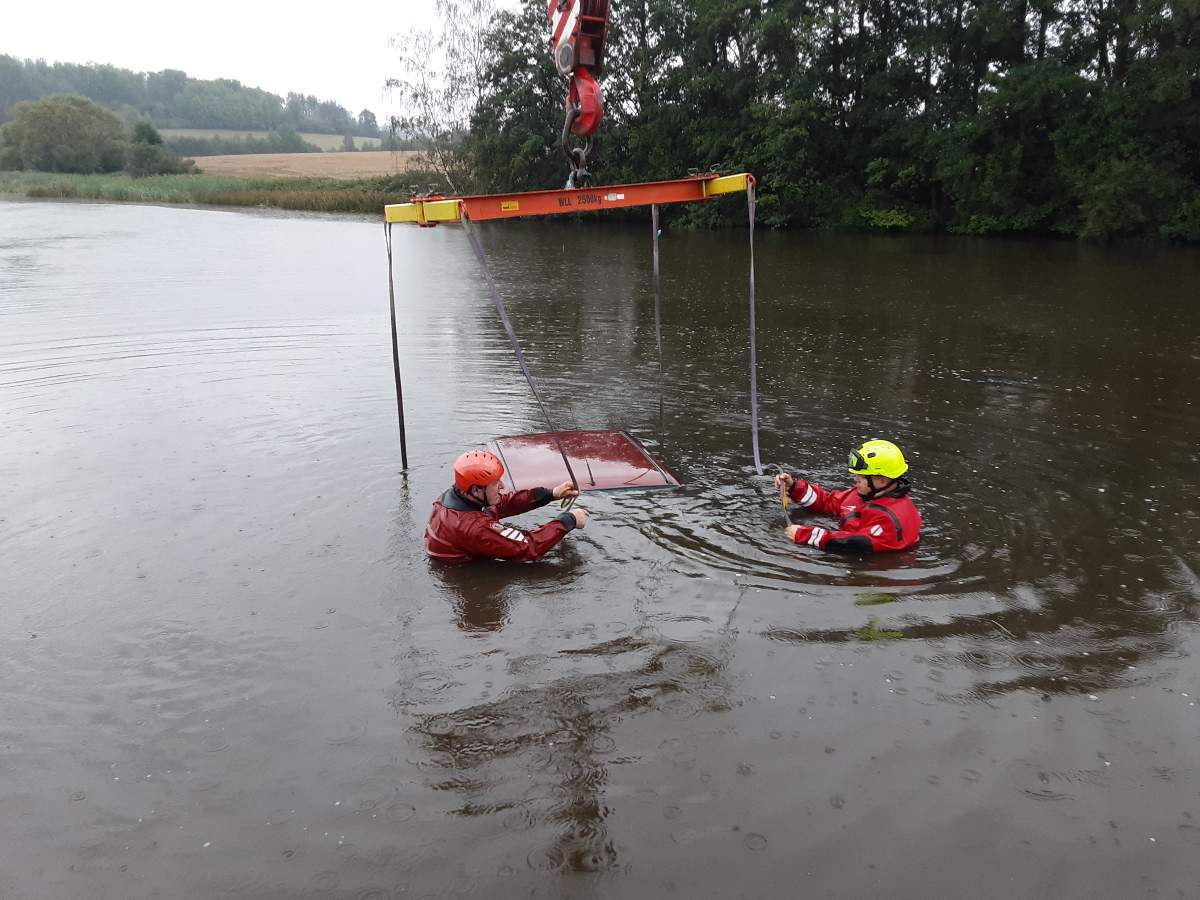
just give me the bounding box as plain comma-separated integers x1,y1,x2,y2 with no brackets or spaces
865,503,903,542
801,486,817,507
808,527,826,548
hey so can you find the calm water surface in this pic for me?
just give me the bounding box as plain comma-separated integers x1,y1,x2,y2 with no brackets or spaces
3,198,1200,898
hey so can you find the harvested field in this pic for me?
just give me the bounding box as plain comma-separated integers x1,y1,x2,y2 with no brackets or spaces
160,128,383,151
193,150,422,179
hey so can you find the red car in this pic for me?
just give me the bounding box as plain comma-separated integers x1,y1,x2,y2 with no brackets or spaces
489,430,679,493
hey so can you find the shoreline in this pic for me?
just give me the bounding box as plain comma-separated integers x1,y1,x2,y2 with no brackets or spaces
3,172,1197,246
0,191,385,224
0,171,413,216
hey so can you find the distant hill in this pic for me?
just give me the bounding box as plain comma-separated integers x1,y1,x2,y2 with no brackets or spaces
0,55,381,138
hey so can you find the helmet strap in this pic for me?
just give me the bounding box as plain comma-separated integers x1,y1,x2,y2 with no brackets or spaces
860,475,892,500
457,485,487,508
861,476,879,500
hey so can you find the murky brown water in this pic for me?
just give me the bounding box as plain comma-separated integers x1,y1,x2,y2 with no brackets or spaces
4,198,1200,898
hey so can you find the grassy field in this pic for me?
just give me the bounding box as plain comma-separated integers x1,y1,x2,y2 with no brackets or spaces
160,128,383,151
194,150,421,179
0,171,430,215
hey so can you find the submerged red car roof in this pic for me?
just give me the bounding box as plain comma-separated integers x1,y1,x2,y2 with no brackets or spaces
490,430,680,492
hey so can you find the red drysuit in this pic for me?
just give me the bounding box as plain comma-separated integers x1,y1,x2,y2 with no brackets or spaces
425,486,577,562
788,477,921,553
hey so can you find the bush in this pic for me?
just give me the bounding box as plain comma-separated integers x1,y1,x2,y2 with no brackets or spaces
1160,193,1200,244
125,142,194,177
0,95,126,173
846,204,934,232
124,120,193,176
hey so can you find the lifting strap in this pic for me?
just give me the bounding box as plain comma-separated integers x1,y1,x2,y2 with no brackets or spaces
651,204,665,444
747,180,762,475
651,204,663,373
384,223,409,469
460,210,581,492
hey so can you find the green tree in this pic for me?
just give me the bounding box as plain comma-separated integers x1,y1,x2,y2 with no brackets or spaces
387,0,498,192
464,1,562,193
357,109,379,135
0,94,126,172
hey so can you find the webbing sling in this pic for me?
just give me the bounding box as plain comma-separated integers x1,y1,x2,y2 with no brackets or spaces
651,204,666,442
747,181,763,475
460,210,580,492
651,204,663,373
384,223,409,469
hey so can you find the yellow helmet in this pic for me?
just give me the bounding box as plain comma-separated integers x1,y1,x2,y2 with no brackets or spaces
848,439,908,479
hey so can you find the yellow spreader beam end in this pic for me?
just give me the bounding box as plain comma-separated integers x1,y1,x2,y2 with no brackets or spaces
702,173,751,198
384,198,462,225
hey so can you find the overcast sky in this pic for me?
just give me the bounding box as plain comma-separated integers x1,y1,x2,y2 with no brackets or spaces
3,0,519,119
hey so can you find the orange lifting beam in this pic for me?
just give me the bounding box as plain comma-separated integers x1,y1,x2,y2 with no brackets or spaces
384,173,753,225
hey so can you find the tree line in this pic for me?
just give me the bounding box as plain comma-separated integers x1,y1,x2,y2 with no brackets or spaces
164,131,323,157
0,55,381,137
398,0,1199,241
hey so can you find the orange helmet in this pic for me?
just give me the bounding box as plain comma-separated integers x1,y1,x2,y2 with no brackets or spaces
453,450,505,492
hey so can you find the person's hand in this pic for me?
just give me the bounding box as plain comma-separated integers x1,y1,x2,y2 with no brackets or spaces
570,507,590,528
552,482,578,500
785,524,800,542
774,472,794,492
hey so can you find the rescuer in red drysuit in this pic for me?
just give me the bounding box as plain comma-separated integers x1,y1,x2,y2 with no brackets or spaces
774,439,921,553
425,449,590,562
